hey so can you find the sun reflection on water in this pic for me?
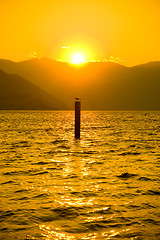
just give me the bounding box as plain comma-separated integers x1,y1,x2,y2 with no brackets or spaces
1,111,159,239
40,224,75,239
39,224,131,240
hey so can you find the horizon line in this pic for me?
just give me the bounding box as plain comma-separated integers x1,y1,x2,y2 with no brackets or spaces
0,57,160,68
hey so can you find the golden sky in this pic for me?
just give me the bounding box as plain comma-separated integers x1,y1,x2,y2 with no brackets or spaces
0,0,160,66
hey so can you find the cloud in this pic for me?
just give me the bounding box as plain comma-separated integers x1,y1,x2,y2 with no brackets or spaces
28,51,39,58
105,56,126,64
61,46,71,49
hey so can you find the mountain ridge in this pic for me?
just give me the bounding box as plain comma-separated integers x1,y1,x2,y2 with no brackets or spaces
0,58,160,110
0,69,65,110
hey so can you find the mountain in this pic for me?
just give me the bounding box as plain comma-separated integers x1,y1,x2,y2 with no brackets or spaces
0,69,65,110
0,58,160,110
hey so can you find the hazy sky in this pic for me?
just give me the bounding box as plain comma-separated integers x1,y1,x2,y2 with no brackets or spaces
1,0,160,66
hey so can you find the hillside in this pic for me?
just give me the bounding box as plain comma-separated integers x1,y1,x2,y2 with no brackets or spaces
0,69,65,110
0,58,160,110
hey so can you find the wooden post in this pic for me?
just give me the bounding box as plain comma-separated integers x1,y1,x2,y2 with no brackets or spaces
75,98,81,139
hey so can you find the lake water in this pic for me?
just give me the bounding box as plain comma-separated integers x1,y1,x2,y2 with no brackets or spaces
0,111,160,240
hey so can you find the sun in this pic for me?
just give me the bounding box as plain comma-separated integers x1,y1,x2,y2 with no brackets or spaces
60,44,92,64
71,53,86,65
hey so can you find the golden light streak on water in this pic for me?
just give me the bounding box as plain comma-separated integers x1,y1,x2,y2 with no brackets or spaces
39,224,131,240
0,111,160,239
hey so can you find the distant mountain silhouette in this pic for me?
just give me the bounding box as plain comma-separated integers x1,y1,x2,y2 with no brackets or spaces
0,69,65,110
0,58,160,110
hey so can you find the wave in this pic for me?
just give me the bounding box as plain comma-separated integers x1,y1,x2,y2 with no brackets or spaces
3,170,31,176
117,172,138,178
51,139,68,145
32,161,50,165
14,189,29,193
33,193,50,198
138,176,152,181
143,190,160,195
118,152,141,156
31,171,49,176
1,180,15,185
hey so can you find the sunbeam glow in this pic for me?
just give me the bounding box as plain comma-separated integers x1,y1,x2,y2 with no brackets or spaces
71,53,86,64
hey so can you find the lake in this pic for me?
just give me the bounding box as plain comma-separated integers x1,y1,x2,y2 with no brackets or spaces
0,111,160,239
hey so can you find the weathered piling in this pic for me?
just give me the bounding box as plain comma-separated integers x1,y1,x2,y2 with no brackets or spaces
75,98,81,139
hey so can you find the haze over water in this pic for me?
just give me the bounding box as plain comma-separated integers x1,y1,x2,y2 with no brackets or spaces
0,111,160,239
